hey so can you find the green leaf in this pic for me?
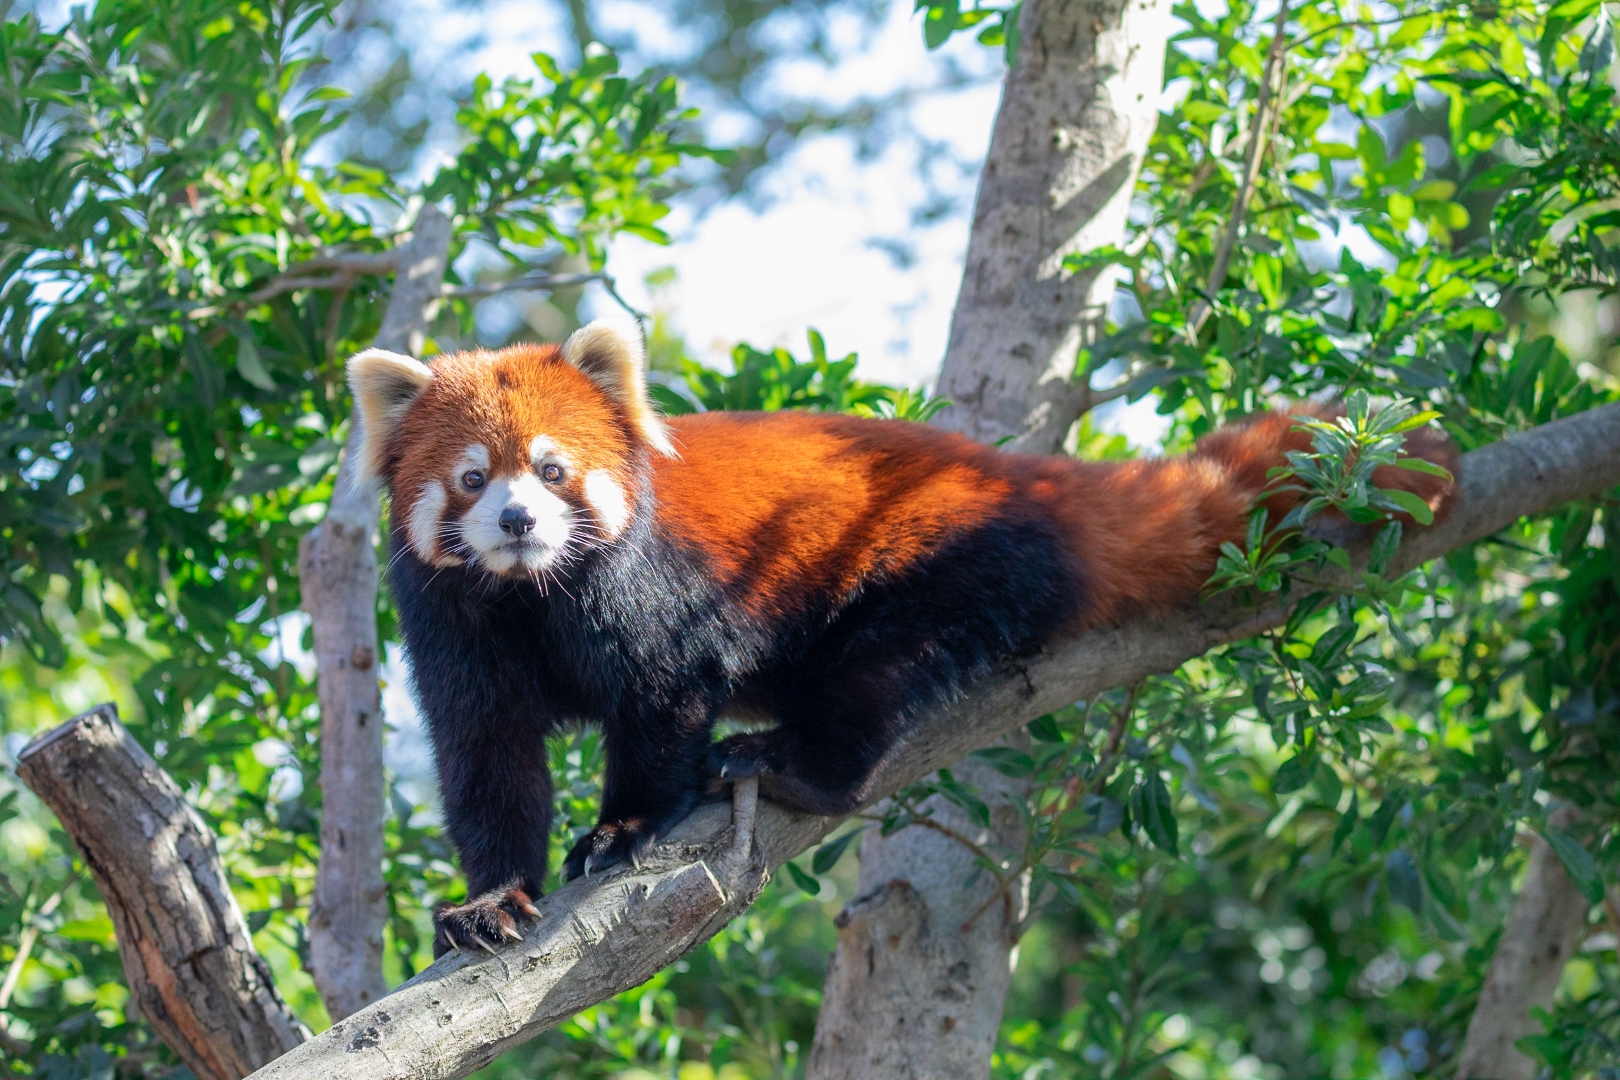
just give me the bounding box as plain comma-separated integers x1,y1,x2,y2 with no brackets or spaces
1580,6,1614,77
811,829,862,875
922,0,961,48
1331,791,1359,856
1027,713,1065,743
233,331,276,391
1543,831,1605,904
1312,762,1344,808
1369,787,1409,847
1369,520,1402,576
784,860,821,896
972,746,1036,777
1392,457,1453,479
1389,410,1442,433
1379,487,1435,525
1273,752,1316,795
1133,772,1179,856
1385,848,1424,912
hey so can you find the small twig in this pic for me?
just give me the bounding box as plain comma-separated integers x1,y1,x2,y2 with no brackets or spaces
440,271,607,299
1084,377,1139,410
1091,682,1141,796
599,274,650,322
730,777,759,860
859,808,1002,869
444,270,650,322
322,284,350,362
290,252,401,276
187,253,395,320
1188,0,1293,338
0,868,82,1010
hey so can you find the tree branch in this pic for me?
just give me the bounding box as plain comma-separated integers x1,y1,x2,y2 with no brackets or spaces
299,204,452,1021
1454,807,1593,1080
187,251,406,320
246,402,1620,1080
440,271,607,299
932,0,1177,455
13,705,309,1080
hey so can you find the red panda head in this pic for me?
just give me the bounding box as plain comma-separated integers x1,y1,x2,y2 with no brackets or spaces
347,318,674,578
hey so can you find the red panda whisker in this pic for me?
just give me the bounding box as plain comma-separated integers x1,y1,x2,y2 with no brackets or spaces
543,564,577,603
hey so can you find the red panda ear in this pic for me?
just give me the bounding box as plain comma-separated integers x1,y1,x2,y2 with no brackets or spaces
347,348,435,484
561,318,676,458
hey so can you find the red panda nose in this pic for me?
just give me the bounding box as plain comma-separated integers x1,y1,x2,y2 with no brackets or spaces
499,505,537,537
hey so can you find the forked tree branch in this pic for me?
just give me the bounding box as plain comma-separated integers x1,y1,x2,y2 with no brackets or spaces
243,403,1620,1080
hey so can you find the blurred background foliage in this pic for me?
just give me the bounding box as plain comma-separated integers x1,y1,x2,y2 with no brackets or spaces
1,1,1618,1080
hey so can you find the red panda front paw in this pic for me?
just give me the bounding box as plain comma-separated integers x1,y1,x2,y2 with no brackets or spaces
562,818,656,882
433,881,540,958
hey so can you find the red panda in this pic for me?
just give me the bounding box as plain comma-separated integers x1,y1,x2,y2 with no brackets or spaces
348,318,1457,953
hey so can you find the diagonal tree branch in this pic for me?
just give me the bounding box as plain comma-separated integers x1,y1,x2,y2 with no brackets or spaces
246,401,1620,1080
14,704,309,1080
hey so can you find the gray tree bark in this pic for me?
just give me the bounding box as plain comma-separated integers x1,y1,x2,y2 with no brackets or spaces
300,204,452,1021
245,401,1620,1080
933,0,1176,455
14,704,309,1080
1454,810,1593,1080
807,747,1032,1080
810,1,1176,1073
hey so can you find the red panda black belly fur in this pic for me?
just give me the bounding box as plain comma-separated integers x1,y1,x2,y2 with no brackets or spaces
347,318,1458,954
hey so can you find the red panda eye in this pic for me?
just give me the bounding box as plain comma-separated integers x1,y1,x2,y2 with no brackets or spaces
541,464,564,483
462,469,485,491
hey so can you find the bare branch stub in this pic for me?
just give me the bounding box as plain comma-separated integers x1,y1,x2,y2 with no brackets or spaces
15,704,309,1080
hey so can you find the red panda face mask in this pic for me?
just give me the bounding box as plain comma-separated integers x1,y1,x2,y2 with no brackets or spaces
346,318,675,578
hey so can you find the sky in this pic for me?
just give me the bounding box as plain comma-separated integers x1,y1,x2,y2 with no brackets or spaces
384,0,1005,389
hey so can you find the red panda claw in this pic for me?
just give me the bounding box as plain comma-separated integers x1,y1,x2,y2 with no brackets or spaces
472,933,498,954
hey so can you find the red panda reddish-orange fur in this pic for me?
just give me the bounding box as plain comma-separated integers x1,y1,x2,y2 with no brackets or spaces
357,331,1457,953
648,408,1454,629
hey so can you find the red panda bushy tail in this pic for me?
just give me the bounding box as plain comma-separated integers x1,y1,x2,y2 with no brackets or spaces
1190,405,1460,534
1048,405,1458,629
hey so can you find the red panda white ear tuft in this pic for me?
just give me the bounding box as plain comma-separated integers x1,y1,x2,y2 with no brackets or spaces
561,317,676,458
347,348,435,484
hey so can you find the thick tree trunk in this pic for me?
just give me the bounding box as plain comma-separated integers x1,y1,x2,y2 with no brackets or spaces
14,705,309,1080
1454,811,1592,1080
301,204,452,1021
807,747,1032,1080
933,0,1175,455
245,403,1620,1080
810,1,1176,1072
